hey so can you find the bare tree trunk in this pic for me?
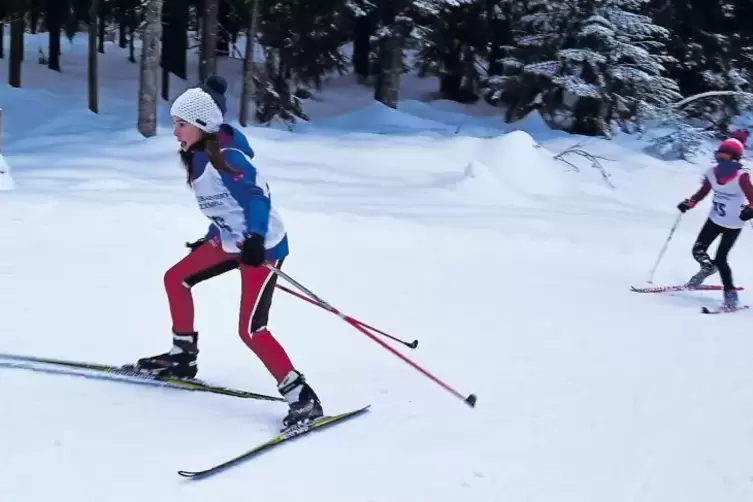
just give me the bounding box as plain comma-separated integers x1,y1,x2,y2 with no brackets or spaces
98,3,106,54
9,5,24,88
373,0,407,109
374,35,402,108
0,0,5,59
88,0,99,113
239,0,260,127
138,0,162,137
30,6,40,33
199,0,218,81
119,9,128,48
47,0,63,72
128,7,136,63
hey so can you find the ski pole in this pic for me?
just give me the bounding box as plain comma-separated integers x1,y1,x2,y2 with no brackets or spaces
275,283,418,349
264,263,477,408
647,212,683,284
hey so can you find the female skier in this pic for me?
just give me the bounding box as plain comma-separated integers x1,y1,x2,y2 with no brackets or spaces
677,138,753,308
134,75,323,428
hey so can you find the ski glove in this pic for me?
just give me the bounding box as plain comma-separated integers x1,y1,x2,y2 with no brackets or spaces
740,205,753,221
677,199,696,213
186,238,206,252
240,233,266,267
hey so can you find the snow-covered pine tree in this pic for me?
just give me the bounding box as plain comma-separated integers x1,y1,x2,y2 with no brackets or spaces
730,0,753,86
640,90,753,160
558,0,682,135
650,0,742,127
254,0,350,123
503,0,680,135
258,0,350,90
346,0,378,20
252,48,310,128
640,104,716,160
480,0,544,118
489,0,581,123
412,0,487,102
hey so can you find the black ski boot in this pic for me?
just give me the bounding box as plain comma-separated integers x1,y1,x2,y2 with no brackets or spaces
723,288,739,309
135,331,199,379
686,263,717,288
278,370,323,429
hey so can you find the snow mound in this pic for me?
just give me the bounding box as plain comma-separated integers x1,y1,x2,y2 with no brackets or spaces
453,159,532,206
298,101,454,135
504,110,569,140
0,154,15,190
473,130,568,199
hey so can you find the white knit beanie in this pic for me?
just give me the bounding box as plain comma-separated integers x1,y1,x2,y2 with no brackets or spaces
170,87,224,133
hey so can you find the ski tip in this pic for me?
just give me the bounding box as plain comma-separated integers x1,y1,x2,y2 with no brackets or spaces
408,339,419,349
177,470,199,478
465,394,477,407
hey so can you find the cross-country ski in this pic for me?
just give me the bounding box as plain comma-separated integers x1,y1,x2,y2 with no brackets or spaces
0,352,285,401
630,284,744,293
701,305,750,314
177,405,371,479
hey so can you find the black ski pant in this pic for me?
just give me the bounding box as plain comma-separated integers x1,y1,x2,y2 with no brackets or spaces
692,218,741,290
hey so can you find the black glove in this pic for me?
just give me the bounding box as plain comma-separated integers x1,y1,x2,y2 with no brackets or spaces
741,205,753,221
677,199,693,213
186,238,206,252
240,233,266,267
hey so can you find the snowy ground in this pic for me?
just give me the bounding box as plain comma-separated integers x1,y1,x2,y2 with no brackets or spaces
2,34,753,502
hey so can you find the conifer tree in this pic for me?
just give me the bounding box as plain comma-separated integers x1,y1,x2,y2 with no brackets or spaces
413,0,488,102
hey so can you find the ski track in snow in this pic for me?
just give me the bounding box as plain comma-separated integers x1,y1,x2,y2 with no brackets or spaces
2,33,753,502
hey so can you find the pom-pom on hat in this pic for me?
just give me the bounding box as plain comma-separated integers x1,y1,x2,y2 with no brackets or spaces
731,129,750,144
170,75,228,133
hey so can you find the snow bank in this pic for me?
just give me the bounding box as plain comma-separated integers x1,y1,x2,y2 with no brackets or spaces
299,99,512,138
398,100,507,137
298,101,569,142
298,100,454,135
0,154,15,190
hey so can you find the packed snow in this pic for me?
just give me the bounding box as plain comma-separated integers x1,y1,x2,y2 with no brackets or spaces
3,34,753,502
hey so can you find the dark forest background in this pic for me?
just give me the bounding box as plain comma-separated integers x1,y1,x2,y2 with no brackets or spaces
2,0,752,150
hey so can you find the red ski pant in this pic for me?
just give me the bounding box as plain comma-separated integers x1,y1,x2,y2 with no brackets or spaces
163,241,294,383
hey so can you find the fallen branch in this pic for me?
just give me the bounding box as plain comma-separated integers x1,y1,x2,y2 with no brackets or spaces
553,145,615,188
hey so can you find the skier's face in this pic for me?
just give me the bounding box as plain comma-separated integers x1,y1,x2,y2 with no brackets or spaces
716,151,734,162
172,118,203,151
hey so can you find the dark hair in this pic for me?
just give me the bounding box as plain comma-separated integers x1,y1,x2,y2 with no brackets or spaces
180,132,240,185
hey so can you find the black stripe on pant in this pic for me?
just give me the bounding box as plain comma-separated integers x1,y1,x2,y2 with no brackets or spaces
692,218,741,290
183,254,284,332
